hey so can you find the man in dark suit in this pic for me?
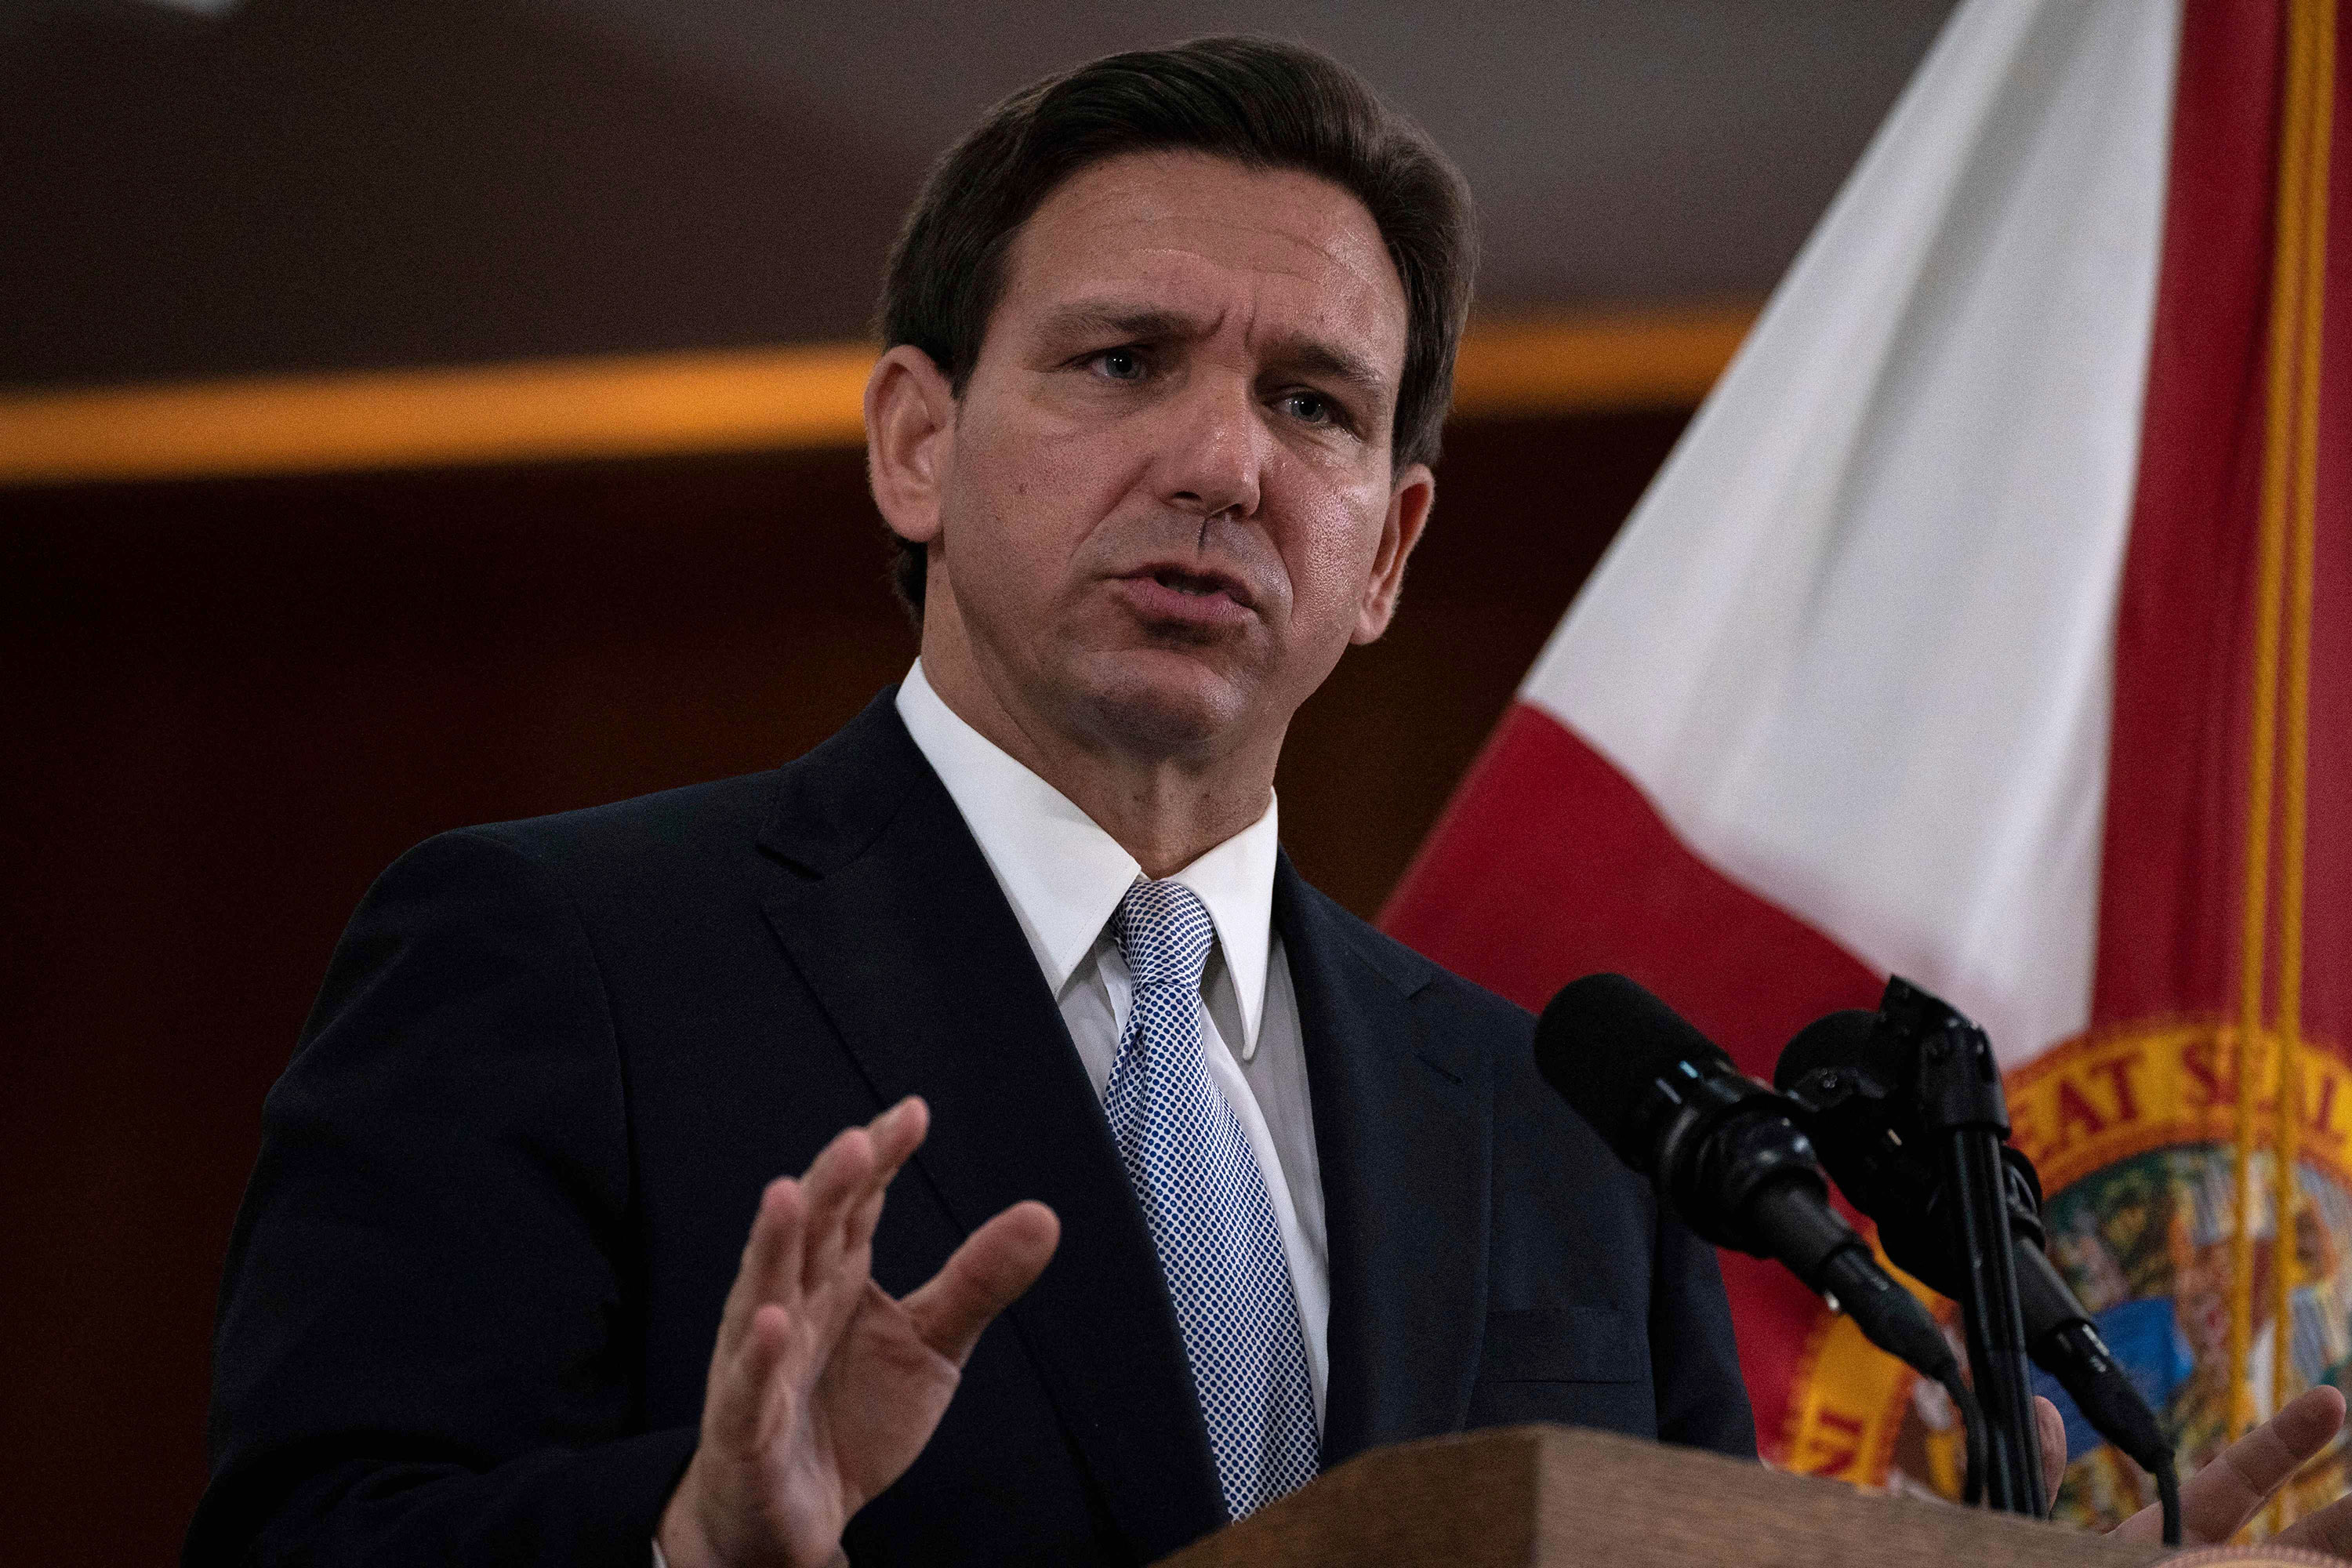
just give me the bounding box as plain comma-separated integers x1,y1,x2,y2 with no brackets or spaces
193,36,1757,1566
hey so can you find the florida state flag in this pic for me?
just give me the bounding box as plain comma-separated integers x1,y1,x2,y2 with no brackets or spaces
1385,0,2352,1527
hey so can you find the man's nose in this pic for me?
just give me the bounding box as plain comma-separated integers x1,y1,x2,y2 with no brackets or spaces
1156,376,1267,523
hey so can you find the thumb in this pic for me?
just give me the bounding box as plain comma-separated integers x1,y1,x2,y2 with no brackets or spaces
901,1201,1060,1365
2035,1396,2067,1509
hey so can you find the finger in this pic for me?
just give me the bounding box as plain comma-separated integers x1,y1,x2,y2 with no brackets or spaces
2035,1396,2067,1509
715,1177,803,1355
2173,1386,2346,1544
901,1201,1061,1365
845,1183,891,1274
787,1105,917,1293
797,1124,879,1287
806,1102,920,1275
2278,1487,2352,1558
709,1301,795,1452
866,1096,929,1180
846,1099,929,1255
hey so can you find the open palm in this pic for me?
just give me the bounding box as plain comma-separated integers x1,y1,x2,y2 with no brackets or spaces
659,1099,1060,1568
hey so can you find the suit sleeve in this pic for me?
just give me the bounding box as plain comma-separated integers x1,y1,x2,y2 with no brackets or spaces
1648,1204,1760,1459
187,829,696,1566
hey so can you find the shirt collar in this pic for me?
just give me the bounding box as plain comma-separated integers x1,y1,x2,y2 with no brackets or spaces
895,659,1279,1051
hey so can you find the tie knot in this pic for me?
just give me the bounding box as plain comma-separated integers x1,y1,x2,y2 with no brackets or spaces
1112,877,1216,989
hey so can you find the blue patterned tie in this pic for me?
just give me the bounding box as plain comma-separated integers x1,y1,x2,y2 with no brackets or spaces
1102,877,1320,1519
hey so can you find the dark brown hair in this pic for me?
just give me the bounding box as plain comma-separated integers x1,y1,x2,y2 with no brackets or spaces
877,35,1477,617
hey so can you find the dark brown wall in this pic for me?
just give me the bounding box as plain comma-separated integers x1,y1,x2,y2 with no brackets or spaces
0,406,1683,1563
2,0,909,387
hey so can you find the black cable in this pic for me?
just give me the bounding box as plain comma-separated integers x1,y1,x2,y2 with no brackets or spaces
2153,1449,2181,1547
1944,1370,1990,1508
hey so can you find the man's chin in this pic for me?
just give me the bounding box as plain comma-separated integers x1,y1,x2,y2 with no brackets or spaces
1065,652,1258,761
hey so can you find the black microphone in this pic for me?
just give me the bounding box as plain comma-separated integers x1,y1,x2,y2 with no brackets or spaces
1534,975,1957,1385
1775,1004,2172,1477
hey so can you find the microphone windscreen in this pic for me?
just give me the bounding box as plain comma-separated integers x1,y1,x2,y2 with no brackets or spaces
1773,1010,1881,1093
1534,973,1728,1170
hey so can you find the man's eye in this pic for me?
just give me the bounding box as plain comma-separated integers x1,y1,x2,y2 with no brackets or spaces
1280,390,1334,425
1091,349,1145,382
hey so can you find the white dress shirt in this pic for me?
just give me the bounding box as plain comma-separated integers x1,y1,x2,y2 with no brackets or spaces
895,660,1330,1420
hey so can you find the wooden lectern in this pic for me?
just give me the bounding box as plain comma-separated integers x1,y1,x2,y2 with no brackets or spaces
1157,1426,2176,1568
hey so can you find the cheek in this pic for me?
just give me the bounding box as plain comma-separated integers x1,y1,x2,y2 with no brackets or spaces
952,418,1136,582
1276,492,1388,630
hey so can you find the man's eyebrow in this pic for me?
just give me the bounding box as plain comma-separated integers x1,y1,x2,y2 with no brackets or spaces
1269,338,1392,408
1037,303,1393,406
1036,305,1204,346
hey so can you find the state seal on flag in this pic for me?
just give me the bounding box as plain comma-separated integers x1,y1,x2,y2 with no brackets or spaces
1784,1025,2352,1529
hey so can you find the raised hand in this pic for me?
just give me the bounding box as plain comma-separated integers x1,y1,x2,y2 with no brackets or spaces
657,1098,1061,1568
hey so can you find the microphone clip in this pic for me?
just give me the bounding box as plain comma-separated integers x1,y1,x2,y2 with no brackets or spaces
1814,978,2048,1515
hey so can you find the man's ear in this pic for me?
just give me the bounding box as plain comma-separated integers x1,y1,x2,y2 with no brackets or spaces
866,345,958,547
1351,462,1435,644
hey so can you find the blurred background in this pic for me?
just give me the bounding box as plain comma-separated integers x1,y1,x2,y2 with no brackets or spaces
1,2,1955,1559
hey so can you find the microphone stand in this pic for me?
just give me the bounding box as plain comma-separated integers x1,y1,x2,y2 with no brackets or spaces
1883,980,2046,1515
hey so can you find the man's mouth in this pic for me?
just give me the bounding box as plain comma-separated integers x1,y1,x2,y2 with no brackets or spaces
1152,568,1229,598
1116,563,1257,626
1131,562,1253,604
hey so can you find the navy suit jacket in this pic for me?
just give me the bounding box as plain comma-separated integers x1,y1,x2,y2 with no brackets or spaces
191,690,1754,1566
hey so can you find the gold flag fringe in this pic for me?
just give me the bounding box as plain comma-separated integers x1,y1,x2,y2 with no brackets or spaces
2231,0,2333,1538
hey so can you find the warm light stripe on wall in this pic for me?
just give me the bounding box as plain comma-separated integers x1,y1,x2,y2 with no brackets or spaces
0,343,880,487
1448,307,1755,419
0,306,1755,486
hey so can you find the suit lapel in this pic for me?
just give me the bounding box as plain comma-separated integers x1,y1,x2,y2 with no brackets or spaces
1276,856,1491,1466
757,695,1226,1560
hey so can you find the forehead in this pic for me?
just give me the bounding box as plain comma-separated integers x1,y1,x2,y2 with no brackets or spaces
994,150,1408,367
